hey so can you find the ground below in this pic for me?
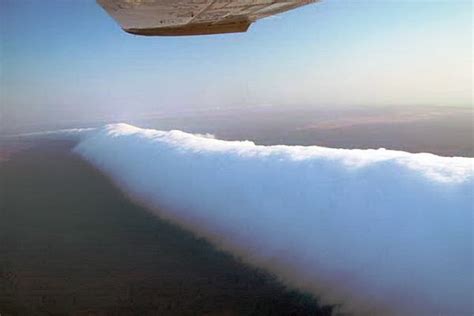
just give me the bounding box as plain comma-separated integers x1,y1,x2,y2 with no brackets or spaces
0,139,332,316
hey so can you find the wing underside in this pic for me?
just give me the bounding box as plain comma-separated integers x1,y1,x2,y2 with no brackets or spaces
97,0,317,36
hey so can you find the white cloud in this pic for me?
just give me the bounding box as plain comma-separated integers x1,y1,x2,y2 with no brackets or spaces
6,127,96,138
74,123,473,315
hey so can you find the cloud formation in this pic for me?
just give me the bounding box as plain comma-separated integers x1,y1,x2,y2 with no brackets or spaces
74,123,473,315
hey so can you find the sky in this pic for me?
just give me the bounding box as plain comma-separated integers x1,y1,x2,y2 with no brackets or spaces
0,0,472,130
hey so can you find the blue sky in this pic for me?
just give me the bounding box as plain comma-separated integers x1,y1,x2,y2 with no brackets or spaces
1,0,472,127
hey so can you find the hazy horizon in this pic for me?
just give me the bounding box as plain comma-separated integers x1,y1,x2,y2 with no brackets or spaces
1,0,472,132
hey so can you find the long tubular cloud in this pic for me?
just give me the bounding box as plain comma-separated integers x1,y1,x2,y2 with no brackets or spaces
74,123,473,315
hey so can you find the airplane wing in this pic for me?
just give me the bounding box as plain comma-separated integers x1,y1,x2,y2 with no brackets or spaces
97,0,317,36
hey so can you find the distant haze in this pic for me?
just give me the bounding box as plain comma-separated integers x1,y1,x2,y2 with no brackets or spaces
5,105,472,158
1,0,472,132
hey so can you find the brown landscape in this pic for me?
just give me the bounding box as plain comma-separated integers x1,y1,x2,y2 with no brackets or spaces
1,105,472,315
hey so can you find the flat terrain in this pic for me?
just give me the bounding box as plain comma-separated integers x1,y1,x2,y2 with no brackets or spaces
1,105,469,315
0,139,332,315
5,106,472,157
130,106,474,157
